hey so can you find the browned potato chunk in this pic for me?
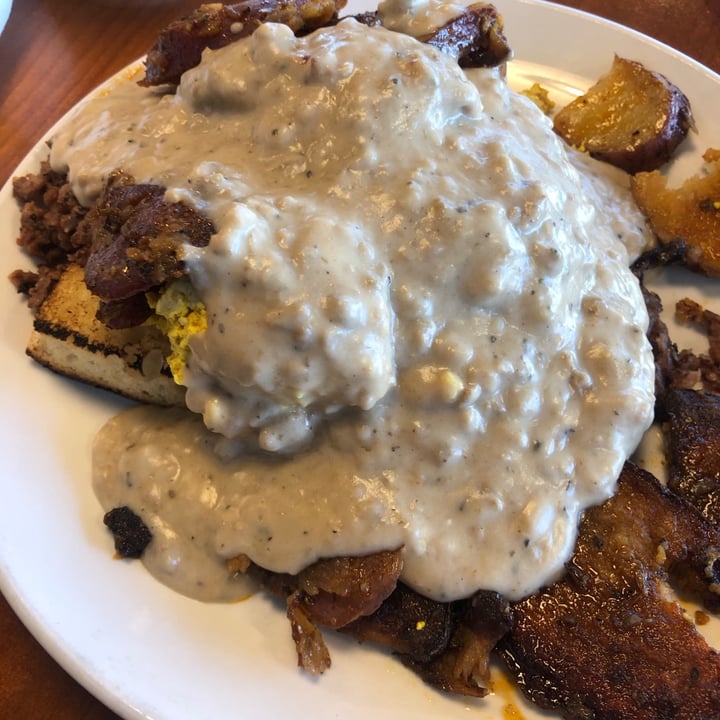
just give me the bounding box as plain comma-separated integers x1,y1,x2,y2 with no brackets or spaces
553,55,693,174
631,148,720,276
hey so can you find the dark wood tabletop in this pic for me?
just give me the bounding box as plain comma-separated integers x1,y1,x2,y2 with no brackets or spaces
1,0,718,717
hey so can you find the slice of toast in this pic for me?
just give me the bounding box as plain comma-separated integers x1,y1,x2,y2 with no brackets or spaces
26,264,186,407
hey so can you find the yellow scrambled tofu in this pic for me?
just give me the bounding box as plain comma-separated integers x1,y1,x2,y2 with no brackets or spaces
148,278,206,384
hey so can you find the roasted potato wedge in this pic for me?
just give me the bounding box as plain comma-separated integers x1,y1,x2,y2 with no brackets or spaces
631,148,720,276
553,55,693,174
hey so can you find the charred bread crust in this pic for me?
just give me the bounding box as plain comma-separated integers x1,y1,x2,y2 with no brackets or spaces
26,264,185,407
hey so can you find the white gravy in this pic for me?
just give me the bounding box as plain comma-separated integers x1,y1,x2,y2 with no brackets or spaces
53,4,656,602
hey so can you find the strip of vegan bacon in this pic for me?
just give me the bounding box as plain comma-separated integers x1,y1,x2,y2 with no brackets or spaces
499,462,720,720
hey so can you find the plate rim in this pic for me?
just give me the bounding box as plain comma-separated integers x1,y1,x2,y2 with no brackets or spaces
2,2,719,719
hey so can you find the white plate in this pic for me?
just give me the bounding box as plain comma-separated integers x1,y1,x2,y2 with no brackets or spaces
0,0,11,36
1,1,719,719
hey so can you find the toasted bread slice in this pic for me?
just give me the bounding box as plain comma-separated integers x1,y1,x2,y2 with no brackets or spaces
27,264,185,407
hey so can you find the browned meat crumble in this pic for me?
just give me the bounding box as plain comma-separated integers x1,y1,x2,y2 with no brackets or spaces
9,160,89,309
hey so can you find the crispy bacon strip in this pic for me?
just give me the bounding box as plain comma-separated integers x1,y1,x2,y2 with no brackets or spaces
140,0,347,87
631,240,689,406
664,388,720,529
499,462,720,720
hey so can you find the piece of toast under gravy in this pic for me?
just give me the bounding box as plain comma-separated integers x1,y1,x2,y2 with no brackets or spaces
26,263,185,407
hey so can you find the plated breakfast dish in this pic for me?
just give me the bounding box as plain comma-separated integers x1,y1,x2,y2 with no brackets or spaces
2,1,720,719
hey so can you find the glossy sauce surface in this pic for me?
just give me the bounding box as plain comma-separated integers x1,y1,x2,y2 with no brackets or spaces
50,8,656,601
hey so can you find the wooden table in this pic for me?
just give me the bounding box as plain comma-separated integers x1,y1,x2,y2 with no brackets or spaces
0,1,718,717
